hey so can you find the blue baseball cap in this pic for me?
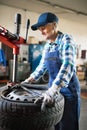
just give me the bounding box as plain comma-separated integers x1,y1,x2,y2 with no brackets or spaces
31,12,59,31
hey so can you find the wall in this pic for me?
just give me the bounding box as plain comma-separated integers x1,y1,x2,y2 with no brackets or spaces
0,4,87,62
0,4,42,40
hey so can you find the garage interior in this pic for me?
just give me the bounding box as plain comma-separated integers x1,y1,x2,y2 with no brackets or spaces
0,0,87,130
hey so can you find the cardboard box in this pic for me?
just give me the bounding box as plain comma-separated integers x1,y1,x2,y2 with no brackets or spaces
28,36,39,44
77,71,85,80
0,65,8,76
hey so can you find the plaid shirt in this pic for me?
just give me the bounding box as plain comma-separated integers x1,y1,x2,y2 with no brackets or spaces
30,32,77,88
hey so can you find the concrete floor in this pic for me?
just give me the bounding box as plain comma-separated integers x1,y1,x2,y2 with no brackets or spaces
0,81,87,130
80,80,87,130
80,98,87,130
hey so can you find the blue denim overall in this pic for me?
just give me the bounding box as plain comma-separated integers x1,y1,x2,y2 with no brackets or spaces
44,44,80,130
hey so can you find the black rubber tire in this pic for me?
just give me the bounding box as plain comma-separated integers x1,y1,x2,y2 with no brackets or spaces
0,84,64,130
41,71,49,83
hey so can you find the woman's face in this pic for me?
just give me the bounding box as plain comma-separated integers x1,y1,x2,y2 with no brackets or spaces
38,22,57,41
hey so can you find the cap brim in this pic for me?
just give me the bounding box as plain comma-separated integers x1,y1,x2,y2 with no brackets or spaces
31,22,47,31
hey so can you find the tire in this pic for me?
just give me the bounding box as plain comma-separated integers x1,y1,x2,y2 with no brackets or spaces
0,84,64,130
41,71,49,83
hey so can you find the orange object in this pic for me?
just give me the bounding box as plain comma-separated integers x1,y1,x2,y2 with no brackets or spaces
0,25,26,82
0,25,25,54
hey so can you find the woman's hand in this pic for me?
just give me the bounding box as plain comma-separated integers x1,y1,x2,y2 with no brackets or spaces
7,81,17,87
21,77,35,84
